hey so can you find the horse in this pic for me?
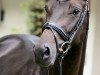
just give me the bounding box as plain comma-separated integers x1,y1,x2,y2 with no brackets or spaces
0,34,48,75
34,0,90,75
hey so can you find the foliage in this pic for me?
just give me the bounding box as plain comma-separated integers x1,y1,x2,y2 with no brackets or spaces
21,0,45,36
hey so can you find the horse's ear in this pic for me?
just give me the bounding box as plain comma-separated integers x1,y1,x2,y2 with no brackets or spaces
88,0,91,13
83,0,90,13
86,0,90,13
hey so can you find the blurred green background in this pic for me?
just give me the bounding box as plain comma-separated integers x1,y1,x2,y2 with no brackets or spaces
21,0,45,36
0,0,45,36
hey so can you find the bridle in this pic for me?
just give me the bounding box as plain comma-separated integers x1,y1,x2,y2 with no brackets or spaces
43,1,89,75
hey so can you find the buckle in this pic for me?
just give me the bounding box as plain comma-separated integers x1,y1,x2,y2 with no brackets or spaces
58,41,71,55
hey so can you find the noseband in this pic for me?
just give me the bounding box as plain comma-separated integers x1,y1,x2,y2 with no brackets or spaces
43,1,88,75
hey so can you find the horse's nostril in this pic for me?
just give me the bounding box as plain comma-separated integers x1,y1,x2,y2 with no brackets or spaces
44,47,50,55
43,47,50,60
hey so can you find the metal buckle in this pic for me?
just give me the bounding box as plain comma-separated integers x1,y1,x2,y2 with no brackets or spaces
58,41,71,55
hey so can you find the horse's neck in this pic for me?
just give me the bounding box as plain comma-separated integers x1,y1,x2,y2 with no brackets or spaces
77,15,89,75
62,39,87,75
62,24,88,75
77,35,88,75
63,45,84,75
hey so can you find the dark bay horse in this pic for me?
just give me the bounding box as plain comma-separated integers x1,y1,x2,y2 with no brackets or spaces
0,34,48,75
34,0,89,75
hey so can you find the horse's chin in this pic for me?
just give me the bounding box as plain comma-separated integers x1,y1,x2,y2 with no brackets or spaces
36,58,55,68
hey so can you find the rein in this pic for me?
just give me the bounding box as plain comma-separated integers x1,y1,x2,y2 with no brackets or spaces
43,1,88,75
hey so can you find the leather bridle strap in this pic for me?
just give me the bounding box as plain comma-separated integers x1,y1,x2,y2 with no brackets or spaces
43,22,69,41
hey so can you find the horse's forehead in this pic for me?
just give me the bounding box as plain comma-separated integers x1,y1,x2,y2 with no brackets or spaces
46,0,83,9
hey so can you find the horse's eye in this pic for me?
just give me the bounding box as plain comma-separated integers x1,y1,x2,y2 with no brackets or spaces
72,9,80,16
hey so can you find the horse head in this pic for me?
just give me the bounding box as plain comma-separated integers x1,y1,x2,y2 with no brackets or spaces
34,0,89,71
